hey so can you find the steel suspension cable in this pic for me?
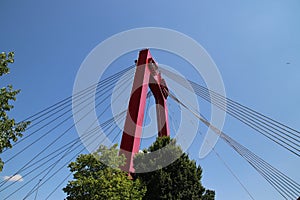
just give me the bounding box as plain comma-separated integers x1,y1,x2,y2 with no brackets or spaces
22,65,134,122
23,115,125,200
1,73,132,190
191,86,300,157
160,68,300,157
190,82,300,147
167,90,300,199
221,133,299,199
2,67,135,198
2,115,117,198
21,113,126,200
5,116,124,200
167,98,255,199
6,66,134,152
4,70,134,163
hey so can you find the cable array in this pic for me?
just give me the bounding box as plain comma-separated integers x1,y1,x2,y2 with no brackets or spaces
160,68,300,157
5,65,135,152
168,96,259,199
21,114,126,200
0,65,134,199
2,62,299,199
221,131,300,199
166,89,300,199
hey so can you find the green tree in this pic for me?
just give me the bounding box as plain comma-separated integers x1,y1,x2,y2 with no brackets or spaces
0,51,30,171
134,136,215,200
63,144,146,200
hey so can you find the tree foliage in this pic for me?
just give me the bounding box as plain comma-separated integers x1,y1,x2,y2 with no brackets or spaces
63,144,146,200
0,51,30,171
134,136,215,200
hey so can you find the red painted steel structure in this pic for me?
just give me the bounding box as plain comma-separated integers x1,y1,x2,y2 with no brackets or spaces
119,49,170,173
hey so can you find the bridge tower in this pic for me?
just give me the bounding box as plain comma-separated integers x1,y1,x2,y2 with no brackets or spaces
119,49,170,173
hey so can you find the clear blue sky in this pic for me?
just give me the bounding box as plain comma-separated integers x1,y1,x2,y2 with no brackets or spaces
1,1,300,199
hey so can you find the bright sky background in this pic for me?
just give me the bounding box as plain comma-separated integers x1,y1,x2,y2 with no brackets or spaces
1,1,300,199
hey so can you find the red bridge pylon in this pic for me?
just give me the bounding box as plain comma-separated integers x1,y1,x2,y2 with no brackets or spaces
119,49,170,173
